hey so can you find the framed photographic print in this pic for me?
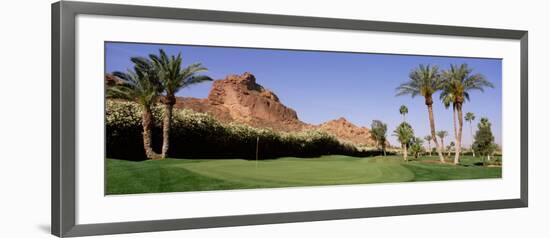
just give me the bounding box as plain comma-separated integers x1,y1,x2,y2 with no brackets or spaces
52,1,528,237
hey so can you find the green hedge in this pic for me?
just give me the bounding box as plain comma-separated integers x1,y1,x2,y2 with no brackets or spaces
106,100,384,160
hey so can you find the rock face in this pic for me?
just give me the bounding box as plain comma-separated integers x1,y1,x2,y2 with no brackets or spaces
105,74,124,87
319,117,373,146
164,72,374,146
175,72,306,131
208,73,300,124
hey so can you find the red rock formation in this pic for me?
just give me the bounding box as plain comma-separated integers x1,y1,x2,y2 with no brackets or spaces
207,72,299,124
174,72,305,131
105,74,124,87
319,117,373,146
172,72,375,146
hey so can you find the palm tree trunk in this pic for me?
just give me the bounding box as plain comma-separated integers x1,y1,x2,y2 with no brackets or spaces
161,103,173,159
141,106,159,160
428,141,431,156
402,144,408,161
454,104,463,165
451,105,458,163
469,122,476,157
441,138,445,157
452,106,458,141
427,103,445,163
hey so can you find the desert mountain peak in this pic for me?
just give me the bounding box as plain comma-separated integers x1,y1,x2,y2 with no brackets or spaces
330,117,353,124
320,117,372,146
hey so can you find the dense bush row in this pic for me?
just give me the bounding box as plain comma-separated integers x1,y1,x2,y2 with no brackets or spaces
106,100,384,161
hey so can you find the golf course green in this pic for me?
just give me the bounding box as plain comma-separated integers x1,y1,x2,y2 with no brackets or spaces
106,155,501,195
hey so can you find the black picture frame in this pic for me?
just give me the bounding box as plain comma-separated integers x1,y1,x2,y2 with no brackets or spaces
52,1,528,237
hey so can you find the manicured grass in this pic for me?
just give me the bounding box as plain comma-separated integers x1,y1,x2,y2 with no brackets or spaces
402,156,502,181
106,155,501,195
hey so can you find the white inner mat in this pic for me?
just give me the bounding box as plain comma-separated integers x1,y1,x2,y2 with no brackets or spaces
75,14,521,224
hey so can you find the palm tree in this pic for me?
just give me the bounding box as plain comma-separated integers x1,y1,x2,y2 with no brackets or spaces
370,120,388,156
424,135,433,156
437,130,448,158
441,64,493,164
399,105,408,122
396,64,445,163
149,49,213,159
393,122,414,161
441,91,458,159
107,68,161,160
410,137,424,159
465,112,476,157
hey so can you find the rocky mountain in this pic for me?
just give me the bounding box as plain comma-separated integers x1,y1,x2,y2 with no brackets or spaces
105,74,123,86
107,72,375,146
174,72,307,132
319,117,373,146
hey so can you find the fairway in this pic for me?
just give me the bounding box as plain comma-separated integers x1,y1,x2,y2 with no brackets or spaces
106,155,501,195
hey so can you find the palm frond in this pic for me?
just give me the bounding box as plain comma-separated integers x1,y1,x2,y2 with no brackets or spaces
107,69,160,107
440,63,493,105
148,49,212,98
393,122,414,145
182,75,213,88
396,64,441,99
465,112,476,122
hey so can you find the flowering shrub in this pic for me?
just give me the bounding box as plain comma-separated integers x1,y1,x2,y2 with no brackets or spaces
106,100,382,160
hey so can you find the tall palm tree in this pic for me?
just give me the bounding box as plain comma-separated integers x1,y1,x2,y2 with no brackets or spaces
437,130,448,158
393,122,414,161
107,68,161,160
399,105,408,122
149,49,213,159
465,112,476,157
396,64,445,163
424,135,433,156
441,91,458,159
441,64,493,164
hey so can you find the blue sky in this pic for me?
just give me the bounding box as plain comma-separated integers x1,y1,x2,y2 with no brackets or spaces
105,42,502,147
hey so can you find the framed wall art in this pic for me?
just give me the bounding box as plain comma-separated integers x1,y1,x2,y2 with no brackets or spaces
52,1,528,237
